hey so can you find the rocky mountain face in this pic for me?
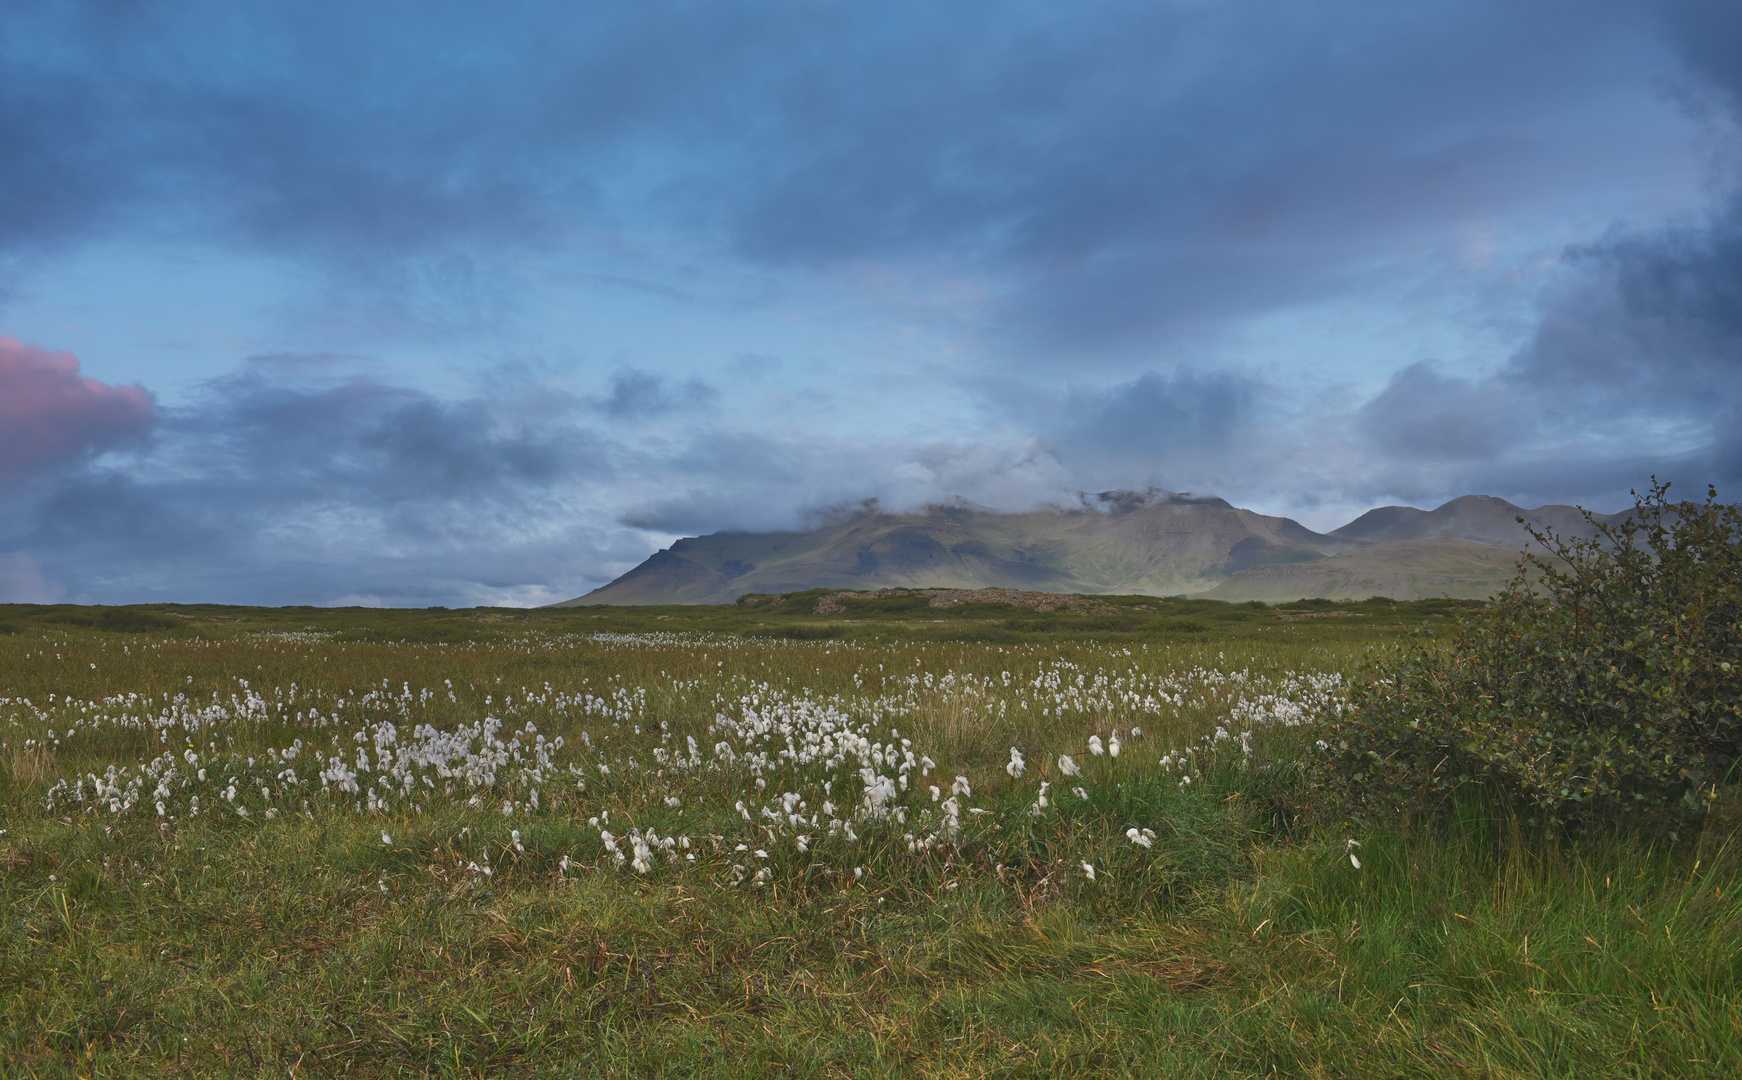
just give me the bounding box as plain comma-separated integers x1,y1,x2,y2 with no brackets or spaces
553,492,1620,606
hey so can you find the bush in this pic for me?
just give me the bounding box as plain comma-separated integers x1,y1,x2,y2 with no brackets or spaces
1317,480,1742,826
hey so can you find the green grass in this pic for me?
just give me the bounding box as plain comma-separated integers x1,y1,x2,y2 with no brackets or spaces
0,599,1736,1077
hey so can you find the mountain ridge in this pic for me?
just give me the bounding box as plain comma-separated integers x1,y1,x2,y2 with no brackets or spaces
553,491,1622,606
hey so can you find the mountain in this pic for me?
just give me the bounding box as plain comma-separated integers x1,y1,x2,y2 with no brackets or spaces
1331,494,1620,545
554,491,1615,606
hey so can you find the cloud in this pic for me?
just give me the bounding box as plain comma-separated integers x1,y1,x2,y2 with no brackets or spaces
0,336,154,486
0,357,628,604
0,1,1701,353
601,368,719,419
1057,370,1255,458
1358,362,1515,462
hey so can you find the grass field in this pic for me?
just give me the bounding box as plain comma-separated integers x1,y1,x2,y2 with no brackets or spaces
1,597,1738,1078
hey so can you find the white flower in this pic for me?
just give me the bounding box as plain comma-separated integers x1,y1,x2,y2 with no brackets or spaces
1088,736,1104,757
929,785,941,802
952,776,972,798
381,831,393,845
511,829,524,852
1058,755,1081,777
1006,747,1025,779
1345,838,1362,869
1108,731,1121,759
1081,862,1096,881
1073,787,1089,800
1126,827,1154,849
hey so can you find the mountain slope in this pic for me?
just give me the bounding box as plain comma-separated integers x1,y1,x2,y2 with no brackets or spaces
1331,494,1619,546
559,493,1350,606
556,491,1620,606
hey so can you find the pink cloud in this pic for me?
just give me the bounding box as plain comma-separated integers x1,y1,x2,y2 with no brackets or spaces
0,336,155,485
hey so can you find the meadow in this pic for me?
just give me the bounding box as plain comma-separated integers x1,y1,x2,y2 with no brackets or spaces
0,596,1737,1078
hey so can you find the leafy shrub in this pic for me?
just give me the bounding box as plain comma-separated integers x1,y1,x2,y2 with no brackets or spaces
1316,480,1741,825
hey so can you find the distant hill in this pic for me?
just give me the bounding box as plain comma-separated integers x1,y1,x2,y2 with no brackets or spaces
554,491,1618,606
1330,494,1622,546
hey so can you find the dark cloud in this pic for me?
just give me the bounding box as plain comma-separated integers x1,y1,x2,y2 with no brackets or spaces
0,357,622,604
1359,362,1514,462
1058,370,1255,458
0,335,154,486
0,1,1694,353
1339,0,1742,507
1655,1,1742,108
602,368,719,419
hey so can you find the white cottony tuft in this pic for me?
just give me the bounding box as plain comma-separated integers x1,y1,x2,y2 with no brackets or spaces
1345,838,1362,869
1088,735,1104,757
1126,827,1154,849
1058,755,1080,777
1108,731,1121,758
1081,861,1096,881
1006,747,1025,779
952,776,972,798
381,831,392,845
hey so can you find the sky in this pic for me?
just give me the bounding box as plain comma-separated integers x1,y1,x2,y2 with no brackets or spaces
3,0,1741,606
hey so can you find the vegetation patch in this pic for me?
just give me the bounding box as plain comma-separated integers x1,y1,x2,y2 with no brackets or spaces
1319,481,1742,826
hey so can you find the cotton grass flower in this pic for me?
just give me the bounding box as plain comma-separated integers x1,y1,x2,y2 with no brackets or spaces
381,831,392,845
1005,747,1025,779
1126,827,1155,849
1087,736,1103,757
1058,754,1081,777
1080,862,1096,881
1345,839,1362,869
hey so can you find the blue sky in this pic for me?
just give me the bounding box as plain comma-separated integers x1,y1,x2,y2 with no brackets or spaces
3,0,1740,606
